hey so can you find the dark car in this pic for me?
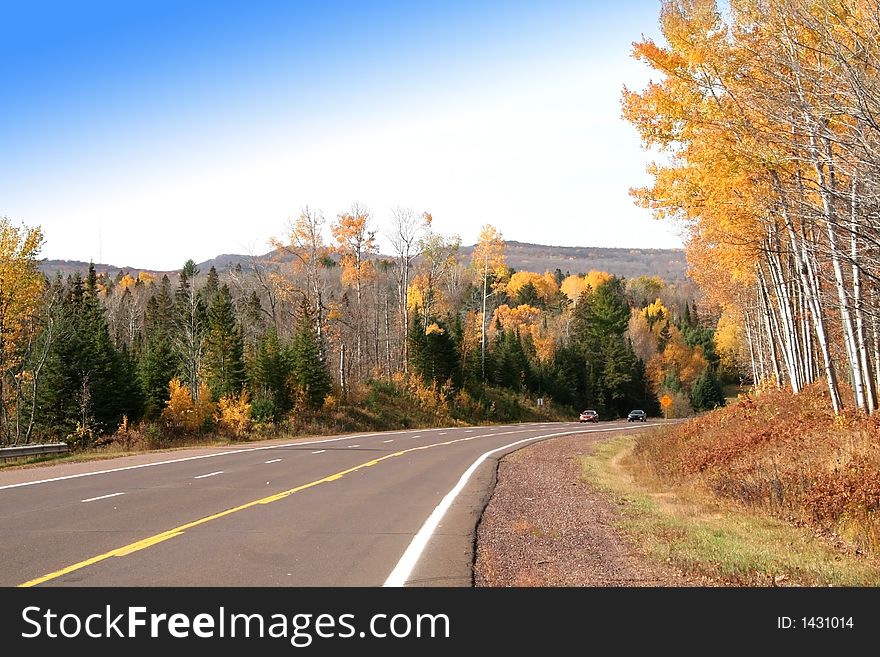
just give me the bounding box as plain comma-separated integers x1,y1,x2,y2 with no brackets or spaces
579,409,599,423
627,409,647,422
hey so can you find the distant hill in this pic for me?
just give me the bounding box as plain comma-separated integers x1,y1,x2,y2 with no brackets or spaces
461,241,689,283
39,241,689,284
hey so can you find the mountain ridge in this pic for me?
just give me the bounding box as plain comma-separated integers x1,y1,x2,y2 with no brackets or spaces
38,240,689,283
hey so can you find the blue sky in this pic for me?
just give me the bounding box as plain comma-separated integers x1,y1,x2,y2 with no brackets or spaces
0,0,682,270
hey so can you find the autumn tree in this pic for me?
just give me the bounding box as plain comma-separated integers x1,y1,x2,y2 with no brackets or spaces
274,206,330,340
331,203,378,379
0,218,46,444
471,224,508,382
622,0,880,414
388,207,430,372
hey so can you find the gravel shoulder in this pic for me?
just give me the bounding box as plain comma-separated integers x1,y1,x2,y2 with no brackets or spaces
473,431,720,587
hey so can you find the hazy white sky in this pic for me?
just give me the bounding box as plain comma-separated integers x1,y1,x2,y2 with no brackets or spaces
0,1,684,271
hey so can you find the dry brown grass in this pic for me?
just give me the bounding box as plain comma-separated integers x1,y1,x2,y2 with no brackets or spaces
583,436,880,586
634,383,880,556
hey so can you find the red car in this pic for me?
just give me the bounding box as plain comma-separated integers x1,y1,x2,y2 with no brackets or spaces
579,410,599,423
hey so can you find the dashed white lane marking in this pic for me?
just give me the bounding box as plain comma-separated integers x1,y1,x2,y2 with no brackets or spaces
311,450,326,454
383,440,394,443
412,435,421,439
265,459,282,464
194,471,223,479
438,432,446,435
348,444,360,448
81,492,125,503
0,424,487,491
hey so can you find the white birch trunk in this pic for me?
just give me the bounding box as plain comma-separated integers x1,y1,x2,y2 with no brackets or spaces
812,131,866,409
758,269,782,387
850,177,876,412
774,170,842,411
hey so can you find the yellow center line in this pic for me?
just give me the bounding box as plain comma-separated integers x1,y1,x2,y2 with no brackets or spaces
18,429,531,587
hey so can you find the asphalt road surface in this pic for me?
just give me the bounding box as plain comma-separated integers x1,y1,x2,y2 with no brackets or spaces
0,420,663,587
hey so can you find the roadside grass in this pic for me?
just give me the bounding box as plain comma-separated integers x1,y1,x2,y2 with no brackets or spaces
580,435,880,586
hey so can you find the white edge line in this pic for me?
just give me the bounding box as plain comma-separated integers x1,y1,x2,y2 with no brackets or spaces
81,492,125,503
193,471,223,479
0,424,476,492
383,423,663,587
2,421,666,492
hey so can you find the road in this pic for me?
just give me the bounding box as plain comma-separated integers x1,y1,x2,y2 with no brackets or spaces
0,420,662,587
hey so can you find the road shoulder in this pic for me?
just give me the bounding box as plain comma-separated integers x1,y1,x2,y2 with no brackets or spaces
473,431,718,586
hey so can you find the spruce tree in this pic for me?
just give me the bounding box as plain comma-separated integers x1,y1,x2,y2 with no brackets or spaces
407,312,429,381
516,282,540,308
289,300,331,407
493,329,530,391
39,265,138,439
690,367,726,412
203,283,246,399
139,276,178,418
422,320,460,387
657,321,672,353
203,266,220,302
250,328,292,420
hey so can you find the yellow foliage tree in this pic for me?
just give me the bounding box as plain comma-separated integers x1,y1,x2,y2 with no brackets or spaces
715,308,744,379
216,390,252,438
0,218,45,444
584,270,613,293
641,298,669,329
118,274,138,291
506,271,558,303
137,271,155,286
161,378,215,432
648,327,708,392
560,275,588,305
560,271,612,305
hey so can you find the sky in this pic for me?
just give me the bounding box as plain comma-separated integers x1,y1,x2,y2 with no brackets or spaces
0,0,684,271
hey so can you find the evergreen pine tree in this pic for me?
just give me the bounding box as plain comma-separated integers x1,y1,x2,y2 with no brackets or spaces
423,320,460,386
598,337,635,416
39,265,138,439
407,312,429,381
289,300,331,407
139,276,178,418
690,367,726,412
203,266,220,301
657,321,672,352
203,284,246,399
516,282,540,308
250,328,292,420
494,329,530,391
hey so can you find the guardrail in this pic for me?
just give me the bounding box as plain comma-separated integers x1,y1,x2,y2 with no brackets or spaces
0,443,69,460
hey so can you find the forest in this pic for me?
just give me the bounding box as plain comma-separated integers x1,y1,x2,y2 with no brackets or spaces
0,211,726,448
622,0,880,416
